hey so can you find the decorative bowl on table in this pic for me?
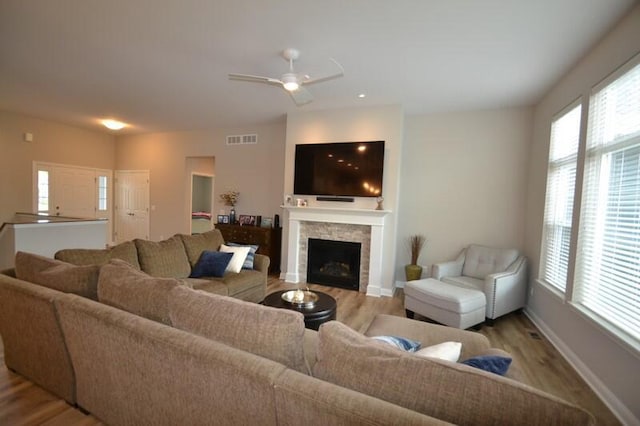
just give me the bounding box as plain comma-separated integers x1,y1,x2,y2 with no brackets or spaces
281,289,318,308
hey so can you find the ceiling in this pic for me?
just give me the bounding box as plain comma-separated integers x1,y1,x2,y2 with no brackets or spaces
0,0,636,135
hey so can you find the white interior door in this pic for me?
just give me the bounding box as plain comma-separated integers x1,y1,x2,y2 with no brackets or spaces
115,170,149,242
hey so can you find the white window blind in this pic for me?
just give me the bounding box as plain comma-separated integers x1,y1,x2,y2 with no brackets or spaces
574,59,640,344
540,103,581,292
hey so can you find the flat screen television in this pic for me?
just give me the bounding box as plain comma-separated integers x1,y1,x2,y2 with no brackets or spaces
294,141,385,198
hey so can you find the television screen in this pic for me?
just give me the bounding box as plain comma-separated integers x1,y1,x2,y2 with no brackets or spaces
294,141,385,198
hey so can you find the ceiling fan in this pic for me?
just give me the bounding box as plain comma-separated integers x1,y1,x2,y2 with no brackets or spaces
229,48,344,106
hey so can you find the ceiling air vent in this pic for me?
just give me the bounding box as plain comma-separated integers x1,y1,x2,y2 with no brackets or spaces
226,134,258,145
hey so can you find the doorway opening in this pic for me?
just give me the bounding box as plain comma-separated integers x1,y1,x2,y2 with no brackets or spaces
186,157,215,235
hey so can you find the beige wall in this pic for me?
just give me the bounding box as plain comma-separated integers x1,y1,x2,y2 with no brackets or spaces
0,110,116,224
115,122,286,240
284,105,404,294
524,5,640,424
400,108,532,277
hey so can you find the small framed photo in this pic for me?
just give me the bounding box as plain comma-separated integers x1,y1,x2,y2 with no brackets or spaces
261,217,273,228
221,215,230,224
239,215,256,226
217,215,225,224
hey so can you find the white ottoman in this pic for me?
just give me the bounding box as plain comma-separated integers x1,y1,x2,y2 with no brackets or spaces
404,278,486,329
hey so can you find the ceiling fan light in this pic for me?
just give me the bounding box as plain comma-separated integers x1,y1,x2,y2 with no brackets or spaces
283,81,299,91
282,74,299,91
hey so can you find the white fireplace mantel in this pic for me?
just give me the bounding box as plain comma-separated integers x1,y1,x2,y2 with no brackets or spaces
283,206,391,297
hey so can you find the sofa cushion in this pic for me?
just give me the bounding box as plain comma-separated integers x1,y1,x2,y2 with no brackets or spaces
168,286,308,374
462,244,519,280
55,240,141,269
189,251,233,278
414,341,462,362
370,335,421,352
181,278,229,296
461,354,512,376
226,242,259,269
98,259,180,325
313,321,593,426
14,251,100,300
219,269,265,297
135,236,191,278
219,244,251,273
179,230,225,267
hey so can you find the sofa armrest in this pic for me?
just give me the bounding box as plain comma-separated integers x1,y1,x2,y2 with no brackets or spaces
253,254,270,273
432,250,465,279
364,314,491,360
1,268,17,278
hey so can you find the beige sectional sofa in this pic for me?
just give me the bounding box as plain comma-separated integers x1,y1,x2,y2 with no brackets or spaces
0,241,595,425
55,229,269,303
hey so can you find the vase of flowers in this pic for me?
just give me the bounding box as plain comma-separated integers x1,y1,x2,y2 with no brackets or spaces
220,190,239,224
405,235,426,281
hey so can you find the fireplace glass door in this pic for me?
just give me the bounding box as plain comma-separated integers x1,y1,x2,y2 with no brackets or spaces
307,238,361,290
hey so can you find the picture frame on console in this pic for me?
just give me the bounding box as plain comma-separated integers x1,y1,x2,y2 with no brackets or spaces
217,215,230,224
238,215,256,226
261,217,273,228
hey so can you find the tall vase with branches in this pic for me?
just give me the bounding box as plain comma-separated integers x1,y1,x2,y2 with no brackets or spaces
405,234,425,281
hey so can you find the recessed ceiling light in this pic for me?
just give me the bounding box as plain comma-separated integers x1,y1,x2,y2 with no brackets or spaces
358,93,366,98
102,119,126,130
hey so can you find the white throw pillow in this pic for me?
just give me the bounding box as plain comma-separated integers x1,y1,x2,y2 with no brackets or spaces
413,341,462,362
220,244,251,273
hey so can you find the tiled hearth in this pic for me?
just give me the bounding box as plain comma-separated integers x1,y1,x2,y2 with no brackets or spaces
283,206,390,297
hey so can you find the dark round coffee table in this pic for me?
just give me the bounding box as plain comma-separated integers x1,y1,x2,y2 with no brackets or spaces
263,290,337,330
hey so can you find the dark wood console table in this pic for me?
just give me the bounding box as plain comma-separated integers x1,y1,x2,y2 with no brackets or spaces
215,223,281,274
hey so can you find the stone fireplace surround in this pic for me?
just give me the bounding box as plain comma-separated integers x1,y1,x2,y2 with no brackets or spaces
283,206,390,297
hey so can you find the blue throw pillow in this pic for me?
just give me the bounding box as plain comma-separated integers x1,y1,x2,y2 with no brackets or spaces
371,335,421,352
190,251,233,278
461,355,512,376
227,243,259,269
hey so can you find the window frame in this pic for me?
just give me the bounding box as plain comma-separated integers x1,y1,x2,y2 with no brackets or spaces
539,52,640,352
571,55,640,351
539,99,583,294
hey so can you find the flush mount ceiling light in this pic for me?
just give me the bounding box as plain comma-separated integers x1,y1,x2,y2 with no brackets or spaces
102,119,126,130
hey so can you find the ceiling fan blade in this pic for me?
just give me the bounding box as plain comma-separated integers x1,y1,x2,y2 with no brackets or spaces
301,58,344,86
289,86,314,106
228,73,282,86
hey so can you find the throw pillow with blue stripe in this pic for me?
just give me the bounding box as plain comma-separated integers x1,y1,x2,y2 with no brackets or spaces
227,243,259,269
371,335,421,352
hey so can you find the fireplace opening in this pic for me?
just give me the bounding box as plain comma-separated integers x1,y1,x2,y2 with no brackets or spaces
307,238,361,290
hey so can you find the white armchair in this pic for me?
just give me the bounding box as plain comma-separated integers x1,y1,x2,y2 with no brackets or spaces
432,244,527,322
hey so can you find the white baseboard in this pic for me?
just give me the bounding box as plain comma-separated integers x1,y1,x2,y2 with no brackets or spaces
366,285,381,297
380,288,393,297
524,309,638,426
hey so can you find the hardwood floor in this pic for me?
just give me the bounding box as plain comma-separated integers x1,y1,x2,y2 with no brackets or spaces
0,276,620,425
